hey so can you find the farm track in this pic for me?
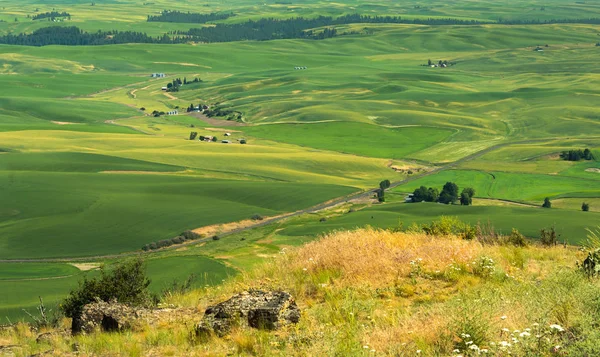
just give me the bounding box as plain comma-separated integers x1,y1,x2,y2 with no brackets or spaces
0,137,570,264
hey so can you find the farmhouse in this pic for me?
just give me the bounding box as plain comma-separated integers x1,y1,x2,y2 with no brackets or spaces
224,133,231,136
161,87,167,91
201,136,214,142
151,73,166,78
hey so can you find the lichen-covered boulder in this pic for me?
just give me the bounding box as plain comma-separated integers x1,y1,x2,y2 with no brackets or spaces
196,290,300,338
76,299,142,334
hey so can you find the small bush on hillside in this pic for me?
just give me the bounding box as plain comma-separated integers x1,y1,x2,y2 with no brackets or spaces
508,228,527,247
582,202,590,212
540,226,559,246
182,230,200,240
212,235,220,241
542,197,552,208
61,258,151,332
471,256,496,278
251,214,264,221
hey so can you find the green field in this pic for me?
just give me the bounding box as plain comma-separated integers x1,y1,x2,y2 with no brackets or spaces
1,0,600,321
279,202,599,244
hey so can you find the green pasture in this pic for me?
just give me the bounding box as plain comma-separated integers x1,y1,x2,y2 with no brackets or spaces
394,169,600,202
242,122,454,159
0,167,356,259
0,263,79,280
280,202,599,245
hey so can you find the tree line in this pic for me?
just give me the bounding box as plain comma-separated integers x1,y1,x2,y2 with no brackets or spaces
4,15,600,46
32,11,71,21
411,182,475,205
147,10,233,23
559,148,594,161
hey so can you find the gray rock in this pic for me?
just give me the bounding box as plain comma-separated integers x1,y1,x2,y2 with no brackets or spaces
196,290,300,338
76,299,143,334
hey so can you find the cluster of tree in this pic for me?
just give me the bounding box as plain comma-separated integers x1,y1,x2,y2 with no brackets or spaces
411,182,475,205
147,10,233,23
186,103,208,112
32,11,71,21
142,230,201,251
204,107,243,121
166,78,183,92
427,59,453,67
151,110,165,117
559,148,594,161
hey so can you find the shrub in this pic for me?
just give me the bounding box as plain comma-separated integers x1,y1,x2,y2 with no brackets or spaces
148,242,157,250
212,235,220,241
182,230,200,240
422,216,462,236
319,217,327,222
189,131,198,140
508,228,527,247
540,226,559,246
583,202,590,212
542,197,552,208
61,258,152,332
578,248,600,278
240,139,247,144
471,256,496,278
251,214,264,221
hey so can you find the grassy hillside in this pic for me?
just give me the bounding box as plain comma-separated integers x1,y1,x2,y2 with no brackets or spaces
3,228,600,356
1,0,600,324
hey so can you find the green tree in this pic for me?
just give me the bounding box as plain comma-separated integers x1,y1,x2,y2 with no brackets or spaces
379,179,391,190
376,188,385,203
582,202,590,212
459,187,475,206
460,192,472,206
189,131,198,140
439,182,459,204
61,258,152,332
542,197,552,208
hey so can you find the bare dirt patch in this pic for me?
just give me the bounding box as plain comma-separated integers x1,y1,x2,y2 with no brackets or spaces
51,121,80,125
585,168,600,173
192,214,287,237
70,263,101,271
100,170,188,175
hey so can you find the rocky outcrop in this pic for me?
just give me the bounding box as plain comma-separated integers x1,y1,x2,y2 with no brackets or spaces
75,299,143,334
195,290,300,338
